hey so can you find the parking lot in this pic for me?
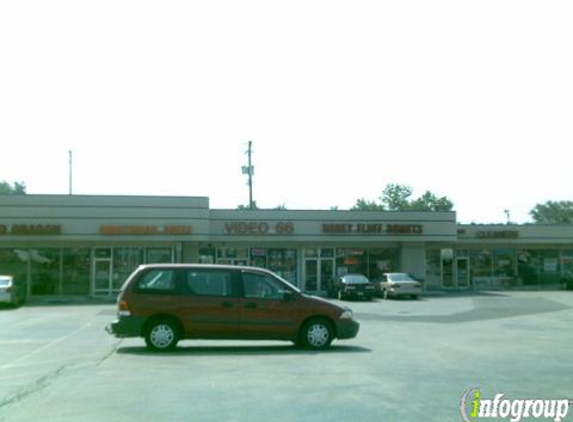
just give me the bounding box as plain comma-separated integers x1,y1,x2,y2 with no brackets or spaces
1,291,573,422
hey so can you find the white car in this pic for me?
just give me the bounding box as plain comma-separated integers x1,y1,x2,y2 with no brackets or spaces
0,275,25,306
379,273,422,300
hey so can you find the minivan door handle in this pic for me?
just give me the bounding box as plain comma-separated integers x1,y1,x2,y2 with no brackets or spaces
221,301,234,308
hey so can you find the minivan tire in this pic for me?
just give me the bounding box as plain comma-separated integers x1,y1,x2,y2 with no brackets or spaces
144,318,180,352
299,318,333,350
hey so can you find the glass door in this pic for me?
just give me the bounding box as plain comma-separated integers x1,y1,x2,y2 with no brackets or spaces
304,248,335,293
320,259,334,291
305,260,318,291
93,248,113,296
441,249,454,288
456,258,470,288
93,259,112,296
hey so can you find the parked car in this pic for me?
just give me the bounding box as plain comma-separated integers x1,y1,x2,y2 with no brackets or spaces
106,264,360,351
0,275,26,306
378,273,422,299
328,274,375,301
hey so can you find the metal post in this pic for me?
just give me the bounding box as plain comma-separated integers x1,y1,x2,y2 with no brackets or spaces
247,141,253,209
68,150,73,195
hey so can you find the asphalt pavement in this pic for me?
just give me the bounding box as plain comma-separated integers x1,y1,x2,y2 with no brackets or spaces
1,291,573,422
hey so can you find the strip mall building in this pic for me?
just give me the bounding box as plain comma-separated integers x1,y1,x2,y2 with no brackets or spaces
1,195,572,300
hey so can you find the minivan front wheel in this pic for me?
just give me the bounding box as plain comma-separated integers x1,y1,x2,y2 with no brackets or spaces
300,318,333,350
145,319,179,352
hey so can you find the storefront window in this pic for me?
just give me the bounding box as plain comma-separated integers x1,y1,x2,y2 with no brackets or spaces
244,248,298,285
470,249,493,277
425,249,442,288
217,247,249,265
147,248,173,264
305,248,318,258
250,248,267,268
268,248,298,285
113,248,144,290
30,249,61,295
336,248,399,281
518,249,561,286
493,248,516,277
62,248,90,295
562,250,573,278
199,247,215,264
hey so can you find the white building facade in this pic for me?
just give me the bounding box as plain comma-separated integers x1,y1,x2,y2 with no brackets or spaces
0,195,571,300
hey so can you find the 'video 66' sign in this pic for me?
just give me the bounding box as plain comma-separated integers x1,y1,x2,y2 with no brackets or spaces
224,221,294,236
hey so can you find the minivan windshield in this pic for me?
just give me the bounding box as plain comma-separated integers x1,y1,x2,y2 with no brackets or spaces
274,274,301,293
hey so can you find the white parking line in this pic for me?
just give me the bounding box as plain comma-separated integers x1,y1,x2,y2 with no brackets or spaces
0,322,93,372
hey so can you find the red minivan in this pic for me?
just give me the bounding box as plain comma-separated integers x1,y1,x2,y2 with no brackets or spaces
106,264,359,351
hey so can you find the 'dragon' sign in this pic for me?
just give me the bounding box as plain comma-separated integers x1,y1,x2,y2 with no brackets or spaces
0,224,62,236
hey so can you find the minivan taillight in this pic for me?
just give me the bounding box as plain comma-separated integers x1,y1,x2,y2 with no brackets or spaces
118,300,131,317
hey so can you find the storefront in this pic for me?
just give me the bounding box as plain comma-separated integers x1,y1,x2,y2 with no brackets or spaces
1,194,572,301
0,195,210,299
454,225,573,290
206,209,457,292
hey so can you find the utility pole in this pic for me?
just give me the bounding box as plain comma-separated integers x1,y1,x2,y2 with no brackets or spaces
68,150,73,195
241,141,254,209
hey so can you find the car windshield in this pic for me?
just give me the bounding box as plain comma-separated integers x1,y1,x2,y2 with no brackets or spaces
0,277,11,287
343,275,370,284
388,274,415,282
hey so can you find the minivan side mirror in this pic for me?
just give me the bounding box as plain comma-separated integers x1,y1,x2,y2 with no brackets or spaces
282,290,295,302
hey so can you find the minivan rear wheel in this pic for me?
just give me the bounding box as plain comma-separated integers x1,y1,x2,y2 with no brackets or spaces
145,319,179,352
299,318,333,350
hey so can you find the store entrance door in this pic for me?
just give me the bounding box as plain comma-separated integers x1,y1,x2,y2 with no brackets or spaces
456,258,470,288
93,248,113,297
304,248,335,293
441,249,454,288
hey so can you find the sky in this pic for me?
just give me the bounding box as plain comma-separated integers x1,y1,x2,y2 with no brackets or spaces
1,1,572,224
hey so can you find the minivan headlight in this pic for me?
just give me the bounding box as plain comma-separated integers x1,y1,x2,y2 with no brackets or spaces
340,310,353,320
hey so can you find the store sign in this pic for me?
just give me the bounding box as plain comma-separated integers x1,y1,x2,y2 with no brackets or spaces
476,230,519,239
99,225,192,235
0,224,62,236
322,223,423,235
224,221,294,236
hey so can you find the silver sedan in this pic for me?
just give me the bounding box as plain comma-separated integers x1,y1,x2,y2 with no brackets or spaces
379,273,422,299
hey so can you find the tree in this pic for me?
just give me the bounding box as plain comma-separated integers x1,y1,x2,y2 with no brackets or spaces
351,198,384,211
409,191,454,212
530,201,573,224
352,183,454,212
0,181,26,195
381,184,413,210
